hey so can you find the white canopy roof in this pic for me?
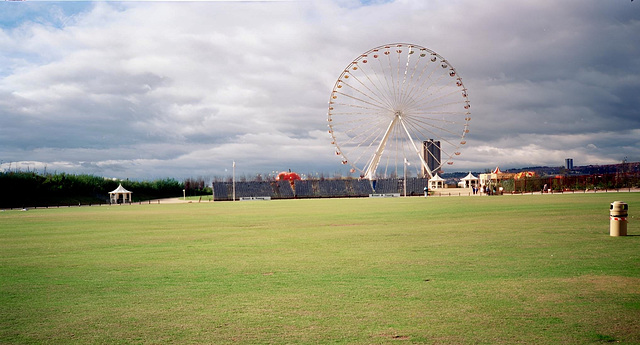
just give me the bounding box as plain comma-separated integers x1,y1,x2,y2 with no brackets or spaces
461,172,478,181
428,173,445,182
109,184,132,194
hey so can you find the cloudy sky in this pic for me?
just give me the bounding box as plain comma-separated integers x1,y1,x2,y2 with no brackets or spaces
1,0,638,180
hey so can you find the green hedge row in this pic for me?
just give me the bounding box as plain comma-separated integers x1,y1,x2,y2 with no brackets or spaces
0,171,184,208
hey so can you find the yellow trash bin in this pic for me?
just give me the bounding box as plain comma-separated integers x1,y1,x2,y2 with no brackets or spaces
609,201,628,236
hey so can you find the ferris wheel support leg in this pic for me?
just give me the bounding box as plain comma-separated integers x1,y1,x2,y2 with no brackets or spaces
398,116,434,179
364,115,399,180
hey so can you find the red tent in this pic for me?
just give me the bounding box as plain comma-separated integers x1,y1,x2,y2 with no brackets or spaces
276,171,301,181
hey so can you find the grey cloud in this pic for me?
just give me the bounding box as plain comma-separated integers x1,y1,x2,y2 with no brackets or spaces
1,0,638,179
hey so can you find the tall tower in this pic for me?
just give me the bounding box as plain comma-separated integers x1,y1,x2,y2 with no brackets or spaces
565,158,574,170
423,139,441,177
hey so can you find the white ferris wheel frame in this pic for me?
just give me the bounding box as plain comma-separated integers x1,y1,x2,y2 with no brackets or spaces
327,43,471,180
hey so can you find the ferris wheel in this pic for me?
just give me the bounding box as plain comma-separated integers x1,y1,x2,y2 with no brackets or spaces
327,43,471,180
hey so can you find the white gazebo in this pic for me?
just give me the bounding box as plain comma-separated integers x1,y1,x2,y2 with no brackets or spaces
109,184,132,204
428,173,446,190
460,172,479,188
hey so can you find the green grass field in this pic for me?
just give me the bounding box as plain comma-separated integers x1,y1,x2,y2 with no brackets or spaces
1,193,639,344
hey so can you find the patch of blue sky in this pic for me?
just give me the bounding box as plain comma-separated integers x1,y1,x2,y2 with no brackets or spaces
0,2,91,79
0,2,93,30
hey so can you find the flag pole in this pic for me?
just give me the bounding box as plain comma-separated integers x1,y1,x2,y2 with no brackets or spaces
404,158,407,197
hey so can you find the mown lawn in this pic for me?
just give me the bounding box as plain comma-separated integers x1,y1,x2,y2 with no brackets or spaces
1,193,639,344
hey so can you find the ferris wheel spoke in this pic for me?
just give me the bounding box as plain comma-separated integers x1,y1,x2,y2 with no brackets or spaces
401,119,463,157
338,83,390,110
329,111,389,119
409,64,448,97
408,92,467,113
407,73,449,109
378,49,400,109
393,124,404,177
340,72,394,110
383,48,398,107
403,59,440,106
400,50,436,102
332,119,375,133
392,47,409,110
414,81,464,103
424,102,468,113
409,101,468,113
400,117,434,171
349,127,386,171
379,122,402,178
406,108,466,122
398,48,410,101
363,114,401,179
395,47,405,105
351,66,396,110
409,84,463,110
341,121,390,153
409,110,469,118
405,114,465,128
339,118,387,144
398,49,426,108
330,107,388,121
331,102,392,115
405,52,437,94
405,116,465,142
407,50,431,82
407,103,469,122
334,91,394,113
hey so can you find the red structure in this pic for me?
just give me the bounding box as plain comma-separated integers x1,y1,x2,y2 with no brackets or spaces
276,171,301,182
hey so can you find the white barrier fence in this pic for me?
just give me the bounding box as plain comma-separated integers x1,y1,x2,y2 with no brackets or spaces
369,193,401,198
239,196,272,201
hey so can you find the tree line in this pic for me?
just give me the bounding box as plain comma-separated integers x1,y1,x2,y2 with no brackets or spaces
500,172,640,193
0,171,184,208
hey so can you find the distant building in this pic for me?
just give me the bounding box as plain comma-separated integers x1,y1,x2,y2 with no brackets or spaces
423,139,440,176
565,158,574,170
479,166,514,188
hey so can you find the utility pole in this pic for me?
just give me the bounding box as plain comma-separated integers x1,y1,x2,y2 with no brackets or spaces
232,161,236,201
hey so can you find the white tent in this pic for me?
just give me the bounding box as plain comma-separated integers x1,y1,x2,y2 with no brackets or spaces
428,173,446,190
460,172,479,188
109,184,132,204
